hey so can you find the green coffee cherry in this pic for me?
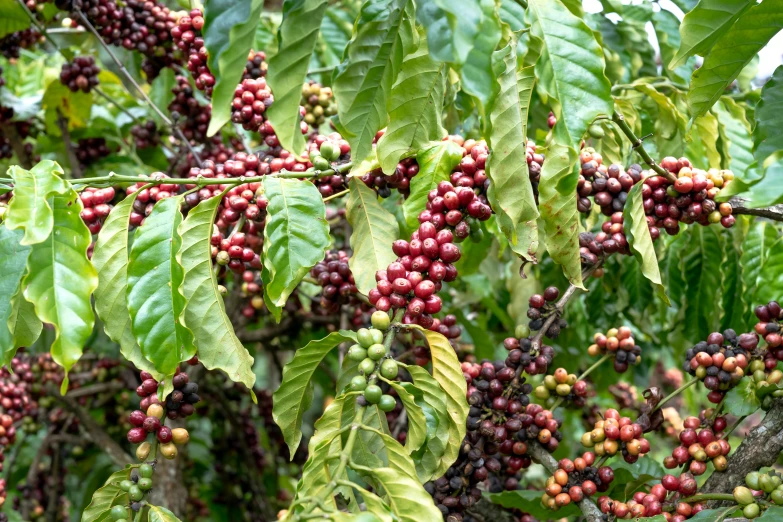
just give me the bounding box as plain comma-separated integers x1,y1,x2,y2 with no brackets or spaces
313,156,330,171
139,463,154,479
364,385,382,404
357,328,374,348
110,506,128,520
380,359,399,380
371,311,391,330
544,375,557,390
128,485,144,502
743,503,760,519
350,375,368,391
368,343,387,361
359,358,376,375
746,471,761,490
555,384,571,396
369,329,384,345
320,141,339,161
378,395,396,412
734,486,754,505
515,324,530,339
534,386,550,400
760,474,776,493
347,345,368,361
588,123,605,139
119,480,133,492
138,478,153,491
770,489,783,505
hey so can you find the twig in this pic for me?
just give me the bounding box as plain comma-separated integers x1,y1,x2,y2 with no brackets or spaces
729,197,783,223
45,443,61,521
65,381,126,398
652,378,698,413
323,188,349,202
612,110,676,182
56,108,83,179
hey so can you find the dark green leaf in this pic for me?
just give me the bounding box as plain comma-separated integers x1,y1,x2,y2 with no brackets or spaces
733,159,783,208
714,98,754,176
127,197,194,379
346,178,399,296
0,0,30,38
669,0,754,69
383,379,427,454
0,226,31,365
688,1,783,119
149,68,175,126
487,489,580,520
724,379,760,417
759,506,783,521
652,8,691,82
740,220,779,327
177,192,256,395
756,237,783,306
5,160,68,245
261,177,330,321
683,226,723,342
624,183,669,305
266,0,329,154
203,0,264,136
754,65,783,165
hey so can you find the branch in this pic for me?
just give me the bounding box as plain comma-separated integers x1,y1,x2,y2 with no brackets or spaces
612,110,677,183
65,381,125,398
729,196,783,222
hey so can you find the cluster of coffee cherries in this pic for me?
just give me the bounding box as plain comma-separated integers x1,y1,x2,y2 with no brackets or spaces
450,139,489,196
301,81,336,127
347,313,399,412
309,250,358,313
533,368,588,407
170,9,214,94
578,220,628,272
230,76,279,133
541,452,614,510
125,174,181,226
360,156,420,199
734,469,783,519
75,137,113,167
664,415,730,475
527,287,568,339
127,368,197,460
684,329,754,403
748,359,783,409
59,56,100,93
503,332,555,376
756,300,782,358
587,326,642,373
169,75,211,144
0,28,39,59
108,464,156,520
599,480,693,520
130,120,160,149
242,50,267,81
577,149,642,215
656,473,706,521
581,409,650,463
79,186,115,234
307,135,351,197
526,139,545,196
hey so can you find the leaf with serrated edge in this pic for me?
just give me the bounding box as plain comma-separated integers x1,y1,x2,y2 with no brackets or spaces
406,326,468,477
487,39,539,262
177,192,257,396
266,0,329,154
23,186,97,393
377,33,446,174
93,188,160,379
127,197,194,378
346,178,399,296
623,183,669,305
359,466,442,522
333,0,414,164
382,379,427,454
80,466,135,522
529,0,612,151
538,143,584,289
203,0,264,136
273,330,356,457
669,0,754,69
754,65,783,165
5,160,68,245
688,1,783,120
262,177,330,321
0,226,31,364
402,140,463,233
148,506,182,522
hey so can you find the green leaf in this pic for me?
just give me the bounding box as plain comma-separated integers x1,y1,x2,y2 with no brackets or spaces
714,98,754,176
754,65,783,165
756,237,783,307
457,0,502,112
127,197,194,378
538,143,584,289
720,226,745,332
332,0,414,164
741,220,779,326
487,39,539,262
669,0,754,69
0,0,30,39
402,368,450,481
529,0,613,151
177,192,256,395
7,288,41,355
308,392,358,453
266,0,329,155
688,1,783,119
382,379,427,454
362,466,442,522
149,68,175,124
629,80,687,139
23,186,97,394
689,111,722,170
273,330,356,457
724,378,760,417
652,8,691,82
203,0,264,136
0,226,32,364
5,160,68,245
346,178,399,296
402,140,463,233
406,326,468,477
148,506,182,522
261,177,330,321
376,33,447,174
623,183,669,305
683,226,724,342
80,466,134,522
759,506,783,521
488,489,580,520
92,188,161,379
42,80,92,135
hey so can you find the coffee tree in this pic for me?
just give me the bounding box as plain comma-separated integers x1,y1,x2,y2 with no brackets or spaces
0,0,782,520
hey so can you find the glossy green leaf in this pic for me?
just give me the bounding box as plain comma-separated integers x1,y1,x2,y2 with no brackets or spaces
5,160,68,245
148,506,182,522
733,159,783,208
308,392,357,453
352,484,393,522
487,39,539,262
266,0,329,154
80,465,135,522
759,506,783,521
376,33,447,174
754,65,783,165
488,489,580,520
177,192,257,395
538,143,584,289
92,188,160,379
402,140,463,233
529,0,613,151
714,98,754,176
724,379,760,417
6,288,42,357
127,197,194,379
720,226,745,332
741,220,779,326
0,1,29,38
652,8,691,82
346,178,399,296
332,0,414,163
262,177,330,321
382,379,427,454
402,367,450,481
23,186,97,393
458,0,502,112
0,226,32,364
688,1,783,119
203,0,264,136
361,466,442,522
756,237,783,306
624,183,669,305
683,225,724,342
669,0,754,69
273,330,356,457
630,80,687,139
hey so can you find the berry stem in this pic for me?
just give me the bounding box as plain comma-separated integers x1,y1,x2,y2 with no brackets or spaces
652,378,699,413
720,415,747,440
549,354,611,412
322,188,349,202
611,110,676,183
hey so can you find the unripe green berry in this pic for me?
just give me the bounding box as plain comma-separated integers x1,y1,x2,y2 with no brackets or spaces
734,486,754,505
359,358,376,375
746,472,761,490
588,123,605,139
544,375,557,390
350,375,367,391
347,345,368,361
380,359,399,380
319,141,339,161
139,464,154,479
534,386,550,400
128,485,144,501
119,480,133,492
364,385,382,404
371,311,391,330
556,384,571,396
369,329,384,345
378,395,396,412
111,506,128,520
515,324,530,339
368,343,387,360
313,156,330,171
137,478,152,491
356,328,374,348
743,503,760,519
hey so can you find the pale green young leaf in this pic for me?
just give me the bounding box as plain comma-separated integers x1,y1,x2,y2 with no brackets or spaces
148,506,182,522
80,464,136,522
5,160,68,245
382,379,427,454
397,377,449,481
363,466,442,522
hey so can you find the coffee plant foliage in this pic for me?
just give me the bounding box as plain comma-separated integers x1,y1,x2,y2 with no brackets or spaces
0,0,781,521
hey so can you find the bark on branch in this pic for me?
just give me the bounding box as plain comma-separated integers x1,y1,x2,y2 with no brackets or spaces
729,197,783,222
